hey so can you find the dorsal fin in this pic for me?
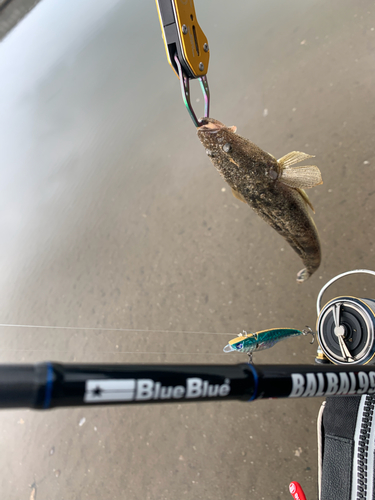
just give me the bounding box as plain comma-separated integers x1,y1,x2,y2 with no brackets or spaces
278,151,315,167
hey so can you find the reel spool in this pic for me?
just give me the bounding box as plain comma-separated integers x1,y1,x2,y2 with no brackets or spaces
316,270,375,365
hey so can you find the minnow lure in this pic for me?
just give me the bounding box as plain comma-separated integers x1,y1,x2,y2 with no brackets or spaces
223,328,314,359
197,118,323,282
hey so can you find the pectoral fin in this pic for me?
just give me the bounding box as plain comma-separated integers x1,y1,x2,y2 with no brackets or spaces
280,165,323,189
231,187,247,204
278,151,315,167
295,188,315,213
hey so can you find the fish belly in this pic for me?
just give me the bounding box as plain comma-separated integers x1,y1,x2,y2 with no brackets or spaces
244,183,321,281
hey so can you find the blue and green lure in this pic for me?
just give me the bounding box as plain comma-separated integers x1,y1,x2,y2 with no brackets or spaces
223,328,313,356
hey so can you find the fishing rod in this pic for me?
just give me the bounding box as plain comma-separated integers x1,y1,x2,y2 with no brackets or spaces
1,361,375,410
0,269,374,411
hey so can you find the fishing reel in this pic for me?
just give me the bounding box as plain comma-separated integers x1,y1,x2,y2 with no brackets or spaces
316,270,375,365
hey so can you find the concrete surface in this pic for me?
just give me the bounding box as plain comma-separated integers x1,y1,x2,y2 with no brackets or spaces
0,0,375,498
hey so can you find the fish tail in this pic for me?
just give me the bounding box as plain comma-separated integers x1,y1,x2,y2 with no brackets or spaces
296,268,312,283
296,253,321,283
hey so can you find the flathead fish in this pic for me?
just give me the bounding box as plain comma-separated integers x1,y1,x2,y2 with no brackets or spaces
197,118,323,282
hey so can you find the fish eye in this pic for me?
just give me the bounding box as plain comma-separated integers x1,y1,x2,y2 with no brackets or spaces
223,143,231,153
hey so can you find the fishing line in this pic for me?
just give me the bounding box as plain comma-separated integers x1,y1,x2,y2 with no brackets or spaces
0,325,240,356
0,323,236,336
0,348,228,356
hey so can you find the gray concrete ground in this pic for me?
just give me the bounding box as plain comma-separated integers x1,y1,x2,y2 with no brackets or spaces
0,0,375,498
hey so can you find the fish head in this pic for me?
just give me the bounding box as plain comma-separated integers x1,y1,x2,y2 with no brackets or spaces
197,118,278,188
223,333,255,353
197,118,238,157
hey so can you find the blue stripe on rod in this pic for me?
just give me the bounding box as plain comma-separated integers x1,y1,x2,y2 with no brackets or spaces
247,364,258,401
44,363,54,409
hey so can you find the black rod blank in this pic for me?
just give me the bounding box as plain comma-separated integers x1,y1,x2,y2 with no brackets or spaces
1,362,375,409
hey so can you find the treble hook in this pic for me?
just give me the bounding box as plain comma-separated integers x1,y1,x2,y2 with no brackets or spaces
302,326,315,344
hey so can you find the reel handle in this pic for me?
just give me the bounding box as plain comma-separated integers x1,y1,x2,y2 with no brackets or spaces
316,269,375,316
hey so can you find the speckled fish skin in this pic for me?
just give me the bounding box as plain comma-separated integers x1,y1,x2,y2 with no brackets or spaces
197,117,321,282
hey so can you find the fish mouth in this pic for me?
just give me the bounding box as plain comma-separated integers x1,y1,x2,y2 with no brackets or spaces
197,118,237,135
197,118,226,133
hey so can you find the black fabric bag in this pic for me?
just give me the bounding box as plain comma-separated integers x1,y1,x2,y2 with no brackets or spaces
318,395,375,500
